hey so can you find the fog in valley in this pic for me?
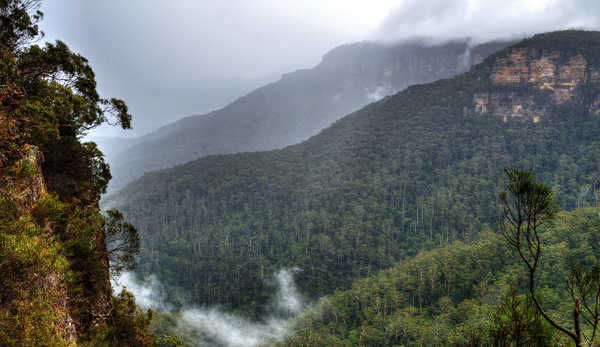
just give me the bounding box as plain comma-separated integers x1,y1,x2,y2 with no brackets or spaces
112,269,308,347
37,1,600,345
8,0,600,344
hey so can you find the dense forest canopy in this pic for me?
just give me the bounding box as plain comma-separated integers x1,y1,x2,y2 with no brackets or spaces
281,205,600,346
3,1,600,345
111,31,600,320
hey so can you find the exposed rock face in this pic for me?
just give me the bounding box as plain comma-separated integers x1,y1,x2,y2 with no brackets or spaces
1,103,115,342
0,144,78,345
474,91,544,123
46,272,78,345
473,47,600,120
3,145,46,212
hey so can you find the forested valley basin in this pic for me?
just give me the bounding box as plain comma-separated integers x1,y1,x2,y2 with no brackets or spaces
2,1,600,346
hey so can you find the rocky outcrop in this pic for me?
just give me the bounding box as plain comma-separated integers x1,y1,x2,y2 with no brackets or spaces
0,144,78,345
473,91,544,122
3,144,46,212
473,47,600,121
1,103,116,342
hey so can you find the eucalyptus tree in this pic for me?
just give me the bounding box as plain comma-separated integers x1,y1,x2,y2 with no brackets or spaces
500,169,600,346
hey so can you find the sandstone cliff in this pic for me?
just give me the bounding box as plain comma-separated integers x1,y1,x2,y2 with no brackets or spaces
0,142,78,345
472,33,600,121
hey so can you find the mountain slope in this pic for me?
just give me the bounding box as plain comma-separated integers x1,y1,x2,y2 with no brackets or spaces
282,208,600,346
106,39,510,191
111,31,600,316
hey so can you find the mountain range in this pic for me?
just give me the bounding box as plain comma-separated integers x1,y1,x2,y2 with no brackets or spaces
103,39,511,191
7,0,600,344
110,31,600,319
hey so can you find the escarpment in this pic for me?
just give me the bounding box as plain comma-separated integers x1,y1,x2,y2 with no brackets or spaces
0,2,157,345
0,114,115,344
472,36,600,121
110,30,600,318
0,75,120,346
0,142,78,345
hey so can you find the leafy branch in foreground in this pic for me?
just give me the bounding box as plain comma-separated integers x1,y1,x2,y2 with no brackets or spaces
569,265,600,344
105,208,140,276
500,168,600,346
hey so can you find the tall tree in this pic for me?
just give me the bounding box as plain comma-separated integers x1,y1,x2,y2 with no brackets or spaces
0,0,42,53
105,208,140,276
500,169,600,346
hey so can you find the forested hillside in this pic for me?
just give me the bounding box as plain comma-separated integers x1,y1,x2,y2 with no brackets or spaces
282,206,600,346
111,30,600,319
105,39,510,191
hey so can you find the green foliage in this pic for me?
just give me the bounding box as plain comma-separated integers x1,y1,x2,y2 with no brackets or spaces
0,2,155,346
111,31,600,316
155,335,185,347
500,170,600,346
105,208,140,276
568,264,600,344
17,40,132,134
13,157,37,178
282,208,600,346
499,168,556,277
0,193,71,346
0,0,42,53
150,310,207,347
0,193,68,273
104,289,156,347
61,207,120,338
31,192,65,226
1,0,131,199
500,168,556,225
0,293,71,347
490,291,555,346
84,141,112,195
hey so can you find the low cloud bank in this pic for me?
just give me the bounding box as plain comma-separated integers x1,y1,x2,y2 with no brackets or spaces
375,0,600,44
180,309,290,347
111,268,306,347
111,271,167,310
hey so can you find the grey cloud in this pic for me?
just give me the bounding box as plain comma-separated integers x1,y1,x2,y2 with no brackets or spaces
38,1,600,137
375,0,600,44
39,1,362,136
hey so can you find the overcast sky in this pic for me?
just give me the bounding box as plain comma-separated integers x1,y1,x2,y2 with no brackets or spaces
39,0,600,137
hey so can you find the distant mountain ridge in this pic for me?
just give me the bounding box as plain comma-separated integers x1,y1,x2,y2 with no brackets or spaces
111,31,600,316
104,38,512,191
